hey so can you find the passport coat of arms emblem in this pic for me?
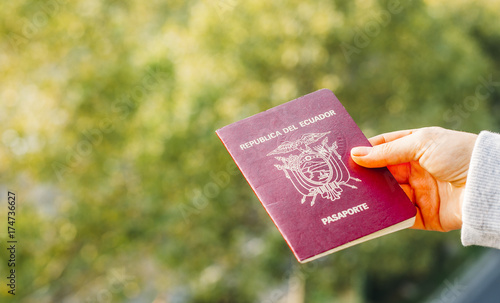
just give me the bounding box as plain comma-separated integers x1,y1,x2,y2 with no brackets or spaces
268,132,361,206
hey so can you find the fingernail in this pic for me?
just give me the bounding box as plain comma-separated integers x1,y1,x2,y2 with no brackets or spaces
351,146,372,157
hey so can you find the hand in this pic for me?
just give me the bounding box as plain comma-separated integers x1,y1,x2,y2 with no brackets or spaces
350,127,478,232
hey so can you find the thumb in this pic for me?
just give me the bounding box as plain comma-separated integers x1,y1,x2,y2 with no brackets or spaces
350,134,421,168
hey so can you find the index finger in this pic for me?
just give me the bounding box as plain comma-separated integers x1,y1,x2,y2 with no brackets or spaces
368,129,417,146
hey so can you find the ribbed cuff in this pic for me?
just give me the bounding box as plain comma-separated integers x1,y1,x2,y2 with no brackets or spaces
461,131,500,249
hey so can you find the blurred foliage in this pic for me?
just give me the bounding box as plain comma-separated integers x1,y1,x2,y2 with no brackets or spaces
0,0,499,302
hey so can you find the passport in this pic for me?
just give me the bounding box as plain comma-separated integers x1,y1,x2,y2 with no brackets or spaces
216,89,416,263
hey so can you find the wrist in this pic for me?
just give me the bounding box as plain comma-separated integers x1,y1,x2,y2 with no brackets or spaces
457,186,464,228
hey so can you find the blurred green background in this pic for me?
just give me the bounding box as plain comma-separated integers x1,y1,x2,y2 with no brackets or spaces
1,0,500,302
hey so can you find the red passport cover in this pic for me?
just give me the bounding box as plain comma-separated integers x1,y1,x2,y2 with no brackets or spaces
216,89,416,263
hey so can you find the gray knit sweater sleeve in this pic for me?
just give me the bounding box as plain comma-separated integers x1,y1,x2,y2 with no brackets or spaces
461,131,500,249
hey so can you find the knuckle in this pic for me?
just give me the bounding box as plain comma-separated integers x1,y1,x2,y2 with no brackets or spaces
376,143,393,164
416,127,440,149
